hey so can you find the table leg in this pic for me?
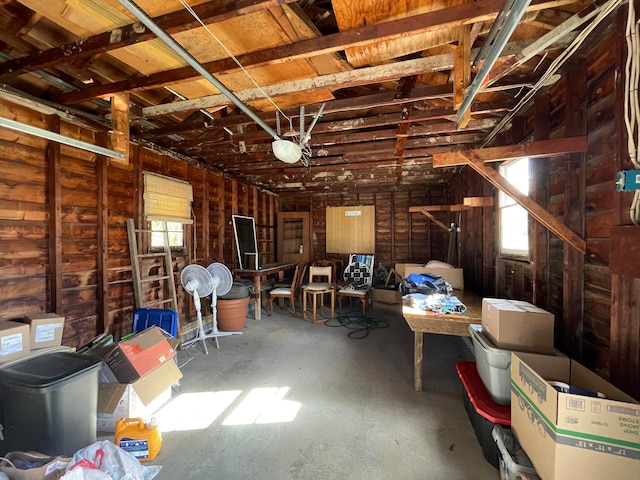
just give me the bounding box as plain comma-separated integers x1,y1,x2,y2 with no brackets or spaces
252,276,262,321
414,331,423,392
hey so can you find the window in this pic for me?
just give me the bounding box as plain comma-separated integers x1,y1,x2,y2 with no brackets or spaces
143,172,193,249
151,221,185,248
499,158,529,257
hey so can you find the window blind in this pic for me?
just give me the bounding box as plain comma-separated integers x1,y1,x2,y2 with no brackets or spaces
143,172,193,224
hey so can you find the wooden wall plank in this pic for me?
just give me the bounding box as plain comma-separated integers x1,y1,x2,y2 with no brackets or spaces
562,57,586,358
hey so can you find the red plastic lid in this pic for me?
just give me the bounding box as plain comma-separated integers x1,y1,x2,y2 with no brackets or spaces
456,361,511,426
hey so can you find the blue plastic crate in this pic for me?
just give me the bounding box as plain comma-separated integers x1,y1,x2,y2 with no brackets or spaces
133,308,178,338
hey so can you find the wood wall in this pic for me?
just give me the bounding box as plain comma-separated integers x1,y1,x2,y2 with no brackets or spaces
0,99,276,347
278,187,451,273
450,11,640,398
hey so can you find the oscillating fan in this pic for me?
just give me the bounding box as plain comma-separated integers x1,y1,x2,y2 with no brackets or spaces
205,262,242,349
180,264,215,354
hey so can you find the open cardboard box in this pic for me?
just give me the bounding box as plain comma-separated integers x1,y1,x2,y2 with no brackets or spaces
105,327,177,383
97,359,182,432
511,352,640,480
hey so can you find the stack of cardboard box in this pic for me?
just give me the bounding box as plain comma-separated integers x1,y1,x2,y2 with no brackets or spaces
95,327,182,432
473,298,640,479
0,313,66,365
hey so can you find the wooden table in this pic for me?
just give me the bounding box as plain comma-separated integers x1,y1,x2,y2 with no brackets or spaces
402,291,483,392
233,262,297,321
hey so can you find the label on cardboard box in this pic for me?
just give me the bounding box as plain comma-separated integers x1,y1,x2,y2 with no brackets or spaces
35,324,60,343
0,321,30,363
511,352,640,480
0,333,23,355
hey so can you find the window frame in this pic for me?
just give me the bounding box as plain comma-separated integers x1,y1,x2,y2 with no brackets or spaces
497,157,531,260
149,220,186,251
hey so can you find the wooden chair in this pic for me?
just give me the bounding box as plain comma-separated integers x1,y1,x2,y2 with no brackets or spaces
269,263,307,317
302,265,335,324
337,257,374,315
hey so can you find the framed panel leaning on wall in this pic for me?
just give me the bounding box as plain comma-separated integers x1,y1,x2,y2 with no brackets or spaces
326,206,375,254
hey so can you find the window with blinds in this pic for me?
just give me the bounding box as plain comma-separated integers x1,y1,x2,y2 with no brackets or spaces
143,172,193,224
144,172,193,248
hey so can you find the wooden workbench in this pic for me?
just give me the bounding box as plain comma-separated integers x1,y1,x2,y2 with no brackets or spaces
402,291,483,392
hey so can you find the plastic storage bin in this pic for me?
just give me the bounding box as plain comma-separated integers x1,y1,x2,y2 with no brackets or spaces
469,324,513,405
133,308,179,338
0,351,102,456
492,425,539,480
456,361,511,468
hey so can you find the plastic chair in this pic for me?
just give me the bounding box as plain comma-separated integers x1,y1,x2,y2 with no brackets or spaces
269,262,307,317
302,265,335,324
133,308,179,338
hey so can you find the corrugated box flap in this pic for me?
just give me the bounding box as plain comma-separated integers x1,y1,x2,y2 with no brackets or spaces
97,383,128,413
131,360,182,405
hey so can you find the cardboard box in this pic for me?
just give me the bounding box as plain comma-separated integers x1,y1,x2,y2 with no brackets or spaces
0,320,30,364
105,327,177,383
395,263,464,289
97,359,182,432
372,288,403,312
482,298,554,354
24,312,65,349
511,352,640,480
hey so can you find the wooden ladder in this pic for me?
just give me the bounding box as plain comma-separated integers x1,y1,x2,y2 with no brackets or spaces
127,218,178,311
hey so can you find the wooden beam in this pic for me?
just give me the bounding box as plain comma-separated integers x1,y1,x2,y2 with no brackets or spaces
0,0,297,78
46,115,62,314
109,94,130,162
463,196,494,207
454,26,470,110
411,208,452,232
459,151,586,254
409,205,470,212
454,25,472,128
54,0,575,104
97,131,109,334
142,56,469,117
532,92,550,310
562,58,585,358
432,137,588,166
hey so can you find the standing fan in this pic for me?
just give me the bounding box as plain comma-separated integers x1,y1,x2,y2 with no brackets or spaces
205,262,242,349
180,264,215,354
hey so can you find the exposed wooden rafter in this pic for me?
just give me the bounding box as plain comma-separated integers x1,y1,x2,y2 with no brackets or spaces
438,150,587,254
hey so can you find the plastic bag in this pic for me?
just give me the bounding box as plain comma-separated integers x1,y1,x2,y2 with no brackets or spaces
61,459,111,480
67,441,161,480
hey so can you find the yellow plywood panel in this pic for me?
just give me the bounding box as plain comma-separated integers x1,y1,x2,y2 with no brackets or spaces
326,206,375,254
332,0,466,67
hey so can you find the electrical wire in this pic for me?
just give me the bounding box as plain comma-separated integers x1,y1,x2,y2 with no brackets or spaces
481,0,624,148
324,312,389,339
178,0,291,121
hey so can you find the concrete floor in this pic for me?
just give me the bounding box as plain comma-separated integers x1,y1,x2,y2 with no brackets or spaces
137,304,497,480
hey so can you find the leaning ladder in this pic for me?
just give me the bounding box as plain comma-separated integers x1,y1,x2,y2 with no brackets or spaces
127,218,178,311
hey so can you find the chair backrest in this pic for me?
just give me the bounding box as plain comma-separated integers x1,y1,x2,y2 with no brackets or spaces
309,265,332,284
343,260,373,287
293,263,308,296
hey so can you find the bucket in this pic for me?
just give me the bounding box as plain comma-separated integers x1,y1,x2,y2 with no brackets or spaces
217,297,250,331
115,418,162,462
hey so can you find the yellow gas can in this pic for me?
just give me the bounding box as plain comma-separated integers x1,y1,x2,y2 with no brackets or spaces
114,417,162,462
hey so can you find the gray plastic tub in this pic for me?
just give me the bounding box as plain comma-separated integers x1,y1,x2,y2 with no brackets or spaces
492,424,539,480
469,324,513,405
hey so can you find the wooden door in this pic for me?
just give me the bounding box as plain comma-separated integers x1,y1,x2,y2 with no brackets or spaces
277,212,310,263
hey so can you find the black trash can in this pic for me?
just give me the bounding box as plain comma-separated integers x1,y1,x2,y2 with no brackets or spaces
0,351,102,456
